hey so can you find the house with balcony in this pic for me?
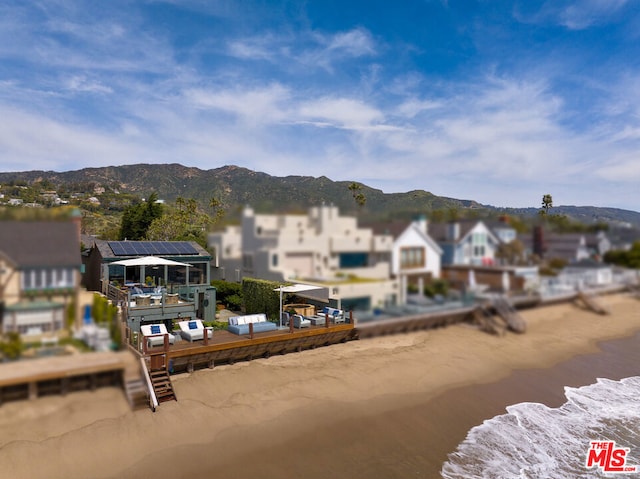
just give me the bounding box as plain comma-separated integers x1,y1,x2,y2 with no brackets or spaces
364,215,443,304
84,239,215,336
0,218,82,337
209,204,398,312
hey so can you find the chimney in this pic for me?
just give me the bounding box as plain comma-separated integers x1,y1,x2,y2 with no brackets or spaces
447,222,460,241
533,225,546,258
415,214,428,234
70,207,82,243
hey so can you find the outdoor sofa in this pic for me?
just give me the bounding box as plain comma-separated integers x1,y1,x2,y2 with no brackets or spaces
227,313,277,335
308,307,345,324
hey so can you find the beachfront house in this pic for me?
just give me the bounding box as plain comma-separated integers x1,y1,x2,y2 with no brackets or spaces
0,215,82,336
428,220,501,266
558,259,614,288
209,204,399,312
364,215,443,305
84,239,215,337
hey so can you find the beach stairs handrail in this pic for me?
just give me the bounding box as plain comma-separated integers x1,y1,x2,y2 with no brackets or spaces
140,357,159,412
472,303,506,336
576,289,610,315
491,295,527,334
148,369,177,405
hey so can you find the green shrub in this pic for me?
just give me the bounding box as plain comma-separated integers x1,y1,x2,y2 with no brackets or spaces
0,332,23,360
211,280,243,309
242,278,281,320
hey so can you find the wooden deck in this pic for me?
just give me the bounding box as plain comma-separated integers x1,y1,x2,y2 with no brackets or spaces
0,351,138,405
142,322,358,373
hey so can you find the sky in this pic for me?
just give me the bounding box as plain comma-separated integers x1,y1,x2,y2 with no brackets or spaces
1,0,640,211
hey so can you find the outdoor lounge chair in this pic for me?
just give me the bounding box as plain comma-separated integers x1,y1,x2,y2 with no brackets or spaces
178,319,205,341
292,314,311,328
141,323,175,348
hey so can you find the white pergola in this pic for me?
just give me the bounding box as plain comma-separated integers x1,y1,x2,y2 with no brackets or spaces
273,283,328,328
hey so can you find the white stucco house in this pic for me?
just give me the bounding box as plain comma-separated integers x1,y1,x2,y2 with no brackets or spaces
208,205,399,312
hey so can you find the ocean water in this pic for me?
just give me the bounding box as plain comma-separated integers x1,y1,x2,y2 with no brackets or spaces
442,376,640,478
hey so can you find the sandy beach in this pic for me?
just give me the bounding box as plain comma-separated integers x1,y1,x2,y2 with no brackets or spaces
1,292,640,478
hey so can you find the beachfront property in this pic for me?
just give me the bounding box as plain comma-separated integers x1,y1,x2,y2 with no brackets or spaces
0,215,83,337
84,239,215,337
428,219,501,266
209,204,400,312
364,215,444,305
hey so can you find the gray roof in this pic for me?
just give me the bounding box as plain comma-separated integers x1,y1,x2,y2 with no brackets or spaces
0,221,81,267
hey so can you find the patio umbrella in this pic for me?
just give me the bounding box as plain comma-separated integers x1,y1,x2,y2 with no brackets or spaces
110,256,192,267
110,256,193,286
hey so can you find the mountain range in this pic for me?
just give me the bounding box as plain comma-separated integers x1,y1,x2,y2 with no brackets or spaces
1,163,639,227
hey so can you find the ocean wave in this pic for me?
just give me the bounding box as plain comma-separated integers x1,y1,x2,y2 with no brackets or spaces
441,376,640,478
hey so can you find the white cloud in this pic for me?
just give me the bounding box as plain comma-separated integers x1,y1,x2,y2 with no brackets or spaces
66,76,113,94
297,97,384,129
183,84,291,124
515,0,629,30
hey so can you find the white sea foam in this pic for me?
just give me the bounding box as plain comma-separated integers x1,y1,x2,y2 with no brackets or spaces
441,376,640,478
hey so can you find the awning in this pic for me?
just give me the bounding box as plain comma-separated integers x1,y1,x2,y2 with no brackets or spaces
110,256,193,267
274,283,329,302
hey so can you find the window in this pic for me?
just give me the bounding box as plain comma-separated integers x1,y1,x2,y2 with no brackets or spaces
272,254,278,267
22,267,74,290
471,232,487,258
339,253,368,268
400,247,425,268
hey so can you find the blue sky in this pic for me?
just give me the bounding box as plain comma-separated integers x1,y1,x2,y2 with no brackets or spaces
1,0,640,211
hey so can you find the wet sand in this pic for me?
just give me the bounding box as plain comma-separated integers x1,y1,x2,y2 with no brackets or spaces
1,292,640,478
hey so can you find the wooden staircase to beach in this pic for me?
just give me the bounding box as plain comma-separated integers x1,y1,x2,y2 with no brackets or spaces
149,369,177,404
492,295,527,333
472,305,506,336
576,290,610,315
472,295,526,335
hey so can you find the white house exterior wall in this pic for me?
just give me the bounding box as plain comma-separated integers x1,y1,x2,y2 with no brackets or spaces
392,226,441,278
454,222,499,265
236,205,393,282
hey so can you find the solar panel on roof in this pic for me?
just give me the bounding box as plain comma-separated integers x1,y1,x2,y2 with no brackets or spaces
108,241,199,256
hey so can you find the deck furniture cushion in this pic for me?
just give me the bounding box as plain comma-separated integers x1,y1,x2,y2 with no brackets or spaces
151,324,161,334
188,320,198,329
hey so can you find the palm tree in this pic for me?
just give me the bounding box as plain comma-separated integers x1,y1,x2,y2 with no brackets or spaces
541,194,553,216
348,182,367,209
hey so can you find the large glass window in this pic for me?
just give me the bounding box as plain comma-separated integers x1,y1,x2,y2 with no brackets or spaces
400,247,425,268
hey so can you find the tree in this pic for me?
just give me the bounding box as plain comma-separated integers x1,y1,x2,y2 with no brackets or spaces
146,196,211,247
209,196,225,224
495,239,526,265
119,192,163,240
541,194,553,216
348,182,367,209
